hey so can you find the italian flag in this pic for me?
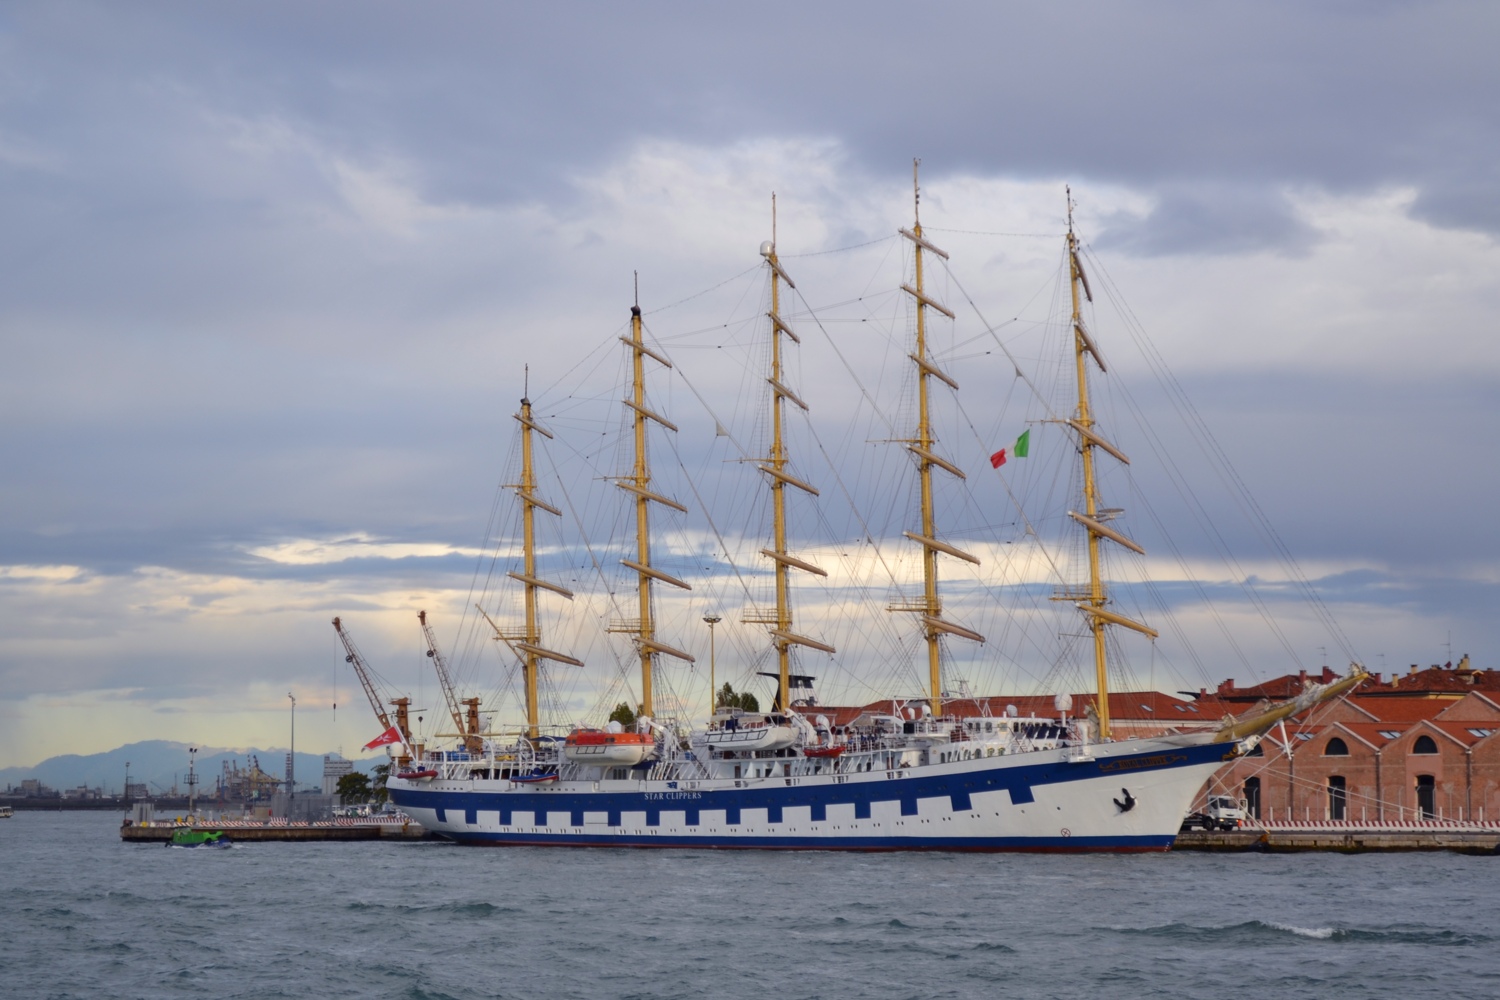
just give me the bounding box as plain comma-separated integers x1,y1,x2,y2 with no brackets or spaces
989,429,1030,469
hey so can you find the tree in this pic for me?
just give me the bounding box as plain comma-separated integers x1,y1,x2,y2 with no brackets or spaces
336,772,371,803
371,763,390,804
608,702,638,729
716,683,759,713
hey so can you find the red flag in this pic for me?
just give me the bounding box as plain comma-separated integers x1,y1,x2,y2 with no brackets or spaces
989,449,1007,469
363,725,403,750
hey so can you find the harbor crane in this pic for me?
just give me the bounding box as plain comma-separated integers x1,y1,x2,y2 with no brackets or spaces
418,610,483,753
331,616,412,765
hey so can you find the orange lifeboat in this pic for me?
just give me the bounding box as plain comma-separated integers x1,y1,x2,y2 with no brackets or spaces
563,727,656,767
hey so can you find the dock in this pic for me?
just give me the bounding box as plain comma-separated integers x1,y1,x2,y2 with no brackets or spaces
1174,819,1500,854
121,816,435,843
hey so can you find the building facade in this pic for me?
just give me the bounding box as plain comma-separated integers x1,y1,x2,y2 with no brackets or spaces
1202,662,1500,823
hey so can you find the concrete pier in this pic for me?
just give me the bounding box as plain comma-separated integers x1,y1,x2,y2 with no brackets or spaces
121,817,433,843
1174,819,1500,854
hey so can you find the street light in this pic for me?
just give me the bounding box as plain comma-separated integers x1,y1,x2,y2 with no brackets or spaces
288,692,296,801
124,760,131,809
187,747,198,817
703,615,722,718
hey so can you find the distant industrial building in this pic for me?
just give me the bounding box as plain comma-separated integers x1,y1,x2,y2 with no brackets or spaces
322,754,354,795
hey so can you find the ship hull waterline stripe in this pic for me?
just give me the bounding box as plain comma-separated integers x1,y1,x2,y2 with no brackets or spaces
420,832,1175,853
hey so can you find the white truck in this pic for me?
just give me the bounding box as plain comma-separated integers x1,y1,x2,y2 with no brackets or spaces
1181,794,1247,832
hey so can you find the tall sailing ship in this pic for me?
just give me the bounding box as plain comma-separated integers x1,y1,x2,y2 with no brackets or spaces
383,171,1364,851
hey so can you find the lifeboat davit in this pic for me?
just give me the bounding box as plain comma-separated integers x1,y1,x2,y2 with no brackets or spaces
563,728,656,766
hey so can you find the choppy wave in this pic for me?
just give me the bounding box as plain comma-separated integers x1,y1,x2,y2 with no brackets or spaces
5,812,1500,999
345,900,516,917
1108,919,1489,946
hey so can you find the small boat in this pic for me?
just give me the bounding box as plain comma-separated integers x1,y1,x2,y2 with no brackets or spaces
802,745,845,759
397,768,439,781
510,771,559,784
167,826,231,848
703,712,797,753
563,726,656,766
0,805,13,819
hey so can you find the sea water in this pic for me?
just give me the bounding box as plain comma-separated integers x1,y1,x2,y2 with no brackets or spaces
1,811,1496,1000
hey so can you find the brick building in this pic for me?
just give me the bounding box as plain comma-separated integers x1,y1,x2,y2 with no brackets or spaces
1202,659,1500,823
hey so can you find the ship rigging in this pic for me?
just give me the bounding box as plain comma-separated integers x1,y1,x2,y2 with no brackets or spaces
364,169,1366,851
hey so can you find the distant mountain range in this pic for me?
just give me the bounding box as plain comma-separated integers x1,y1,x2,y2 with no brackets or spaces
0,740,382,796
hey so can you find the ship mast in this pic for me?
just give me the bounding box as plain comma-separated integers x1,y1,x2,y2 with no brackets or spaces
897,161,984,720
609,290,694,720
498,391,582,740
747,195,833,712
1062,188,1156,740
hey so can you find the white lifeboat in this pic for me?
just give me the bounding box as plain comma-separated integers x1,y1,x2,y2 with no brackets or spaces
563,725,655,766
704,713,796,753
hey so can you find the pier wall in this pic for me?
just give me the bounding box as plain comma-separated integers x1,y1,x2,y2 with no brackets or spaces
120,817,432,842
1175,819,1500,853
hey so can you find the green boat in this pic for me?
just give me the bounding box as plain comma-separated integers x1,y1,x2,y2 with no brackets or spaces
167,825,231,848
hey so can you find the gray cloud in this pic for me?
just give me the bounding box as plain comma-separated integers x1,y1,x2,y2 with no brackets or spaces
1095,186,1320,257
6,2,1499,235
2,1,1498,764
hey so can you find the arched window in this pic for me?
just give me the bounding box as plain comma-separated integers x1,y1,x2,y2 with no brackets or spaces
1324,737,1349,756
1412,735,1439,755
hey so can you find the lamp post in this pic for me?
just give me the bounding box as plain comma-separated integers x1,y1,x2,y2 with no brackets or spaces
124,760,131,809
288,692,296,801
186,747,198,817
703,615,722,718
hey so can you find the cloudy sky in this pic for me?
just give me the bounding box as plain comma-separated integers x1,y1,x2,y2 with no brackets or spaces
2,1,1497,770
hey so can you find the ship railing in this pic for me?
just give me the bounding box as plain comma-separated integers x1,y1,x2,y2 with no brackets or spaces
931,743,1008,764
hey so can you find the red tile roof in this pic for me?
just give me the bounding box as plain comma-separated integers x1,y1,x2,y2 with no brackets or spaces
1344,697,1452,724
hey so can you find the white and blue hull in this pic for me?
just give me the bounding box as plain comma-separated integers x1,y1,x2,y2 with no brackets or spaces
389,735,1232,852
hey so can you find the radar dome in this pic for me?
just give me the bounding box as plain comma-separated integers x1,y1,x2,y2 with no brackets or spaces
759,240,774,257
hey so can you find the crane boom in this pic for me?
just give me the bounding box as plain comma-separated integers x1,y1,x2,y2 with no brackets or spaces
419,610,481,752
332,616,392,731
419,610,464,736
331,616,412,764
